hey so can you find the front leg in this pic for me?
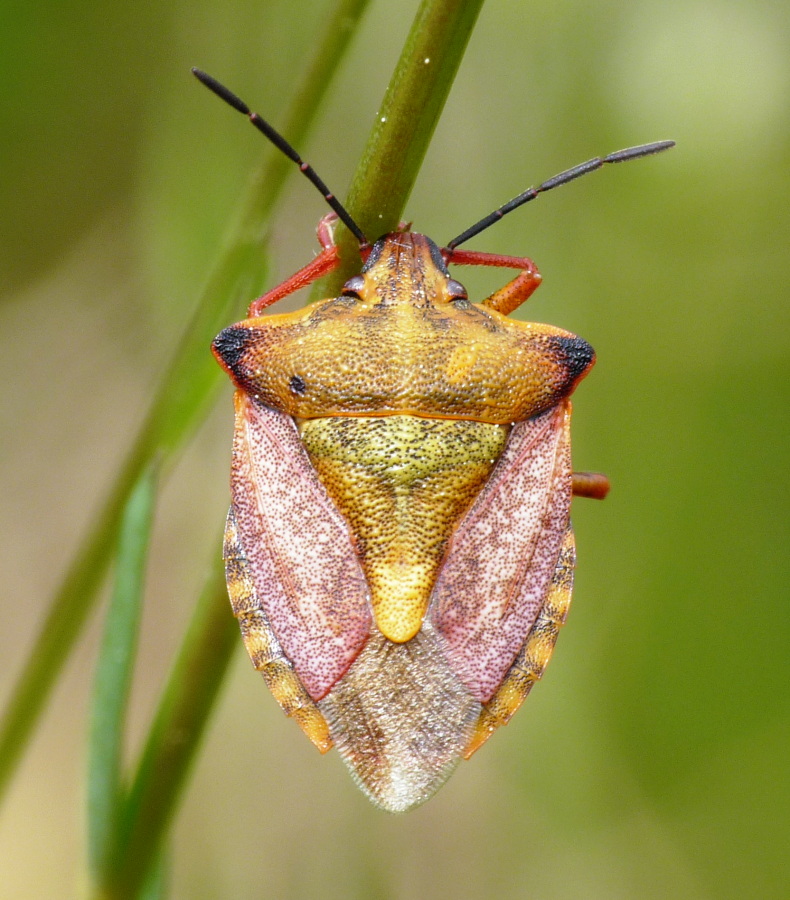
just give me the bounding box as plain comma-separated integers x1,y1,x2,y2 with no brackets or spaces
443,248,542,315
248,212,344,316
482,268,543,315
248,245,340,316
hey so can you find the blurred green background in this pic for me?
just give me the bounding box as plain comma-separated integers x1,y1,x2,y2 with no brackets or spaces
1,0,788,897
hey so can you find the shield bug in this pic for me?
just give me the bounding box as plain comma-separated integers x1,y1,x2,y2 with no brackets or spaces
193,68,673,812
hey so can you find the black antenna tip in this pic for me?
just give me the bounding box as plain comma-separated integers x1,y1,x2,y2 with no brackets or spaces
605,140,676,163
192,68,250,116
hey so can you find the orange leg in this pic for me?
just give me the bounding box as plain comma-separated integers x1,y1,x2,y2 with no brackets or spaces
572,472,610,500
482,269,543,315
443,248,542,315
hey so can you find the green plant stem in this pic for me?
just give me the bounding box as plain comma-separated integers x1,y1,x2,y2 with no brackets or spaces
320,0,486,296
99,557,237,900
88,463,159,884
0,0,372,806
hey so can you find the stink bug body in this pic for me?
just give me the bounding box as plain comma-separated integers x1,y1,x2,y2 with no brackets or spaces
194,68,673,812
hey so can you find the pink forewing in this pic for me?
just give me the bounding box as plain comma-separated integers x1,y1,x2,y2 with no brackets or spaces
431,402,573,702
230,392,372,700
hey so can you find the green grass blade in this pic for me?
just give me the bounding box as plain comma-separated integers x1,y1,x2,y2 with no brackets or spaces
137,847,168,900
0,0,373,806
102,558,237,900
320,0,487,295
87,463,159,885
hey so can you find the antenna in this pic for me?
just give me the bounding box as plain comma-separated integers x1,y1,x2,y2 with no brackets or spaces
192,68,369,247
446,140,675,250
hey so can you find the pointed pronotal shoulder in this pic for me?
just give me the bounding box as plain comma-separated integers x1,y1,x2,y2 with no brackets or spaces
212,232,594,426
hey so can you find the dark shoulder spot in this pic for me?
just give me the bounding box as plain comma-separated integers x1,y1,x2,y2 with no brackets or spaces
548,336,595,379
213,324,254,372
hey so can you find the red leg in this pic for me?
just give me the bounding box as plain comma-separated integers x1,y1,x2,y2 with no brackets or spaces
572,472,611,500
443,248,542,315
248,212,351,316
481,269,543,315
248,245,341,316
444,249,539,271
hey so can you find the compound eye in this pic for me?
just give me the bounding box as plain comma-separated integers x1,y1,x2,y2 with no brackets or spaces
447,278,468,302
341,274,366,299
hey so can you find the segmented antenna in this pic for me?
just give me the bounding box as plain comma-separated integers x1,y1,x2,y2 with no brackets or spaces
192,68,369,247
446,140,675,250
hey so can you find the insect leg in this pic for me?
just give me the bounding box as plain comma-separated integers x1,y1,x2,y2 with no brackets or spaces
248,244,340,316
443,248,542,315
572,472,611,500
481,269,543,315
